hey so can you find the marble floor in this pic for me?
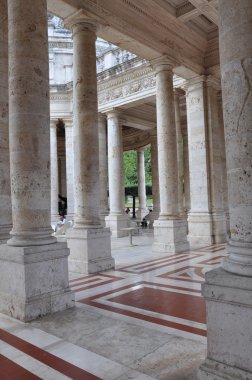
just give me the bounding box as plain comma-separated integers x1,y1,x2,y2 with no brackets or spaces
0,234,226,379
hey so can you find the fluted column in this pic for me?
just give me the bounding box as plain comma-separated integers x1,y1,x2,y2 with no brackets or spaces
105,111,128,237
65,119,74,219
50,121,59,221
152,58,188,253
65,15,114,273
149,131,160,226
136,149,148,220
98,114,109,225
0,0,12,243
0,0,73,321
198,1,252,379
174,89,185,216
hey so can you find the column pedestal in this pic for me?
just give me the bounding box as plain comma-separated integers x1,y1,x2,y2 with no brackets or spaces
105,214,129,238
198,268,252,380
67,227,114,273
188,212,226,248
0,242,74,321
153,219,189,253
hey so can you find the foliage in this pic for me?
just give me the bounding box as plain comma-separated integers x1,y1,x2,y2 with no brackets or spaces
123,146,152,187
125,184,152,196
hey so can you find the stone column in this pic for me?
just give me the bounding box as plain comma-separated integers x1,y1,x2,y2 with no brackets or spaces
65,119,74,219
181,123,191,214
174,89,185,216
50,121,59,221
105,111,129,237
185,76,226,247
136,149,148,220
98,114,109,225
198,1,252,379
65,15,114,273
0,0,12,243
149,131,160,227
0,0,74,321
152,58,188,253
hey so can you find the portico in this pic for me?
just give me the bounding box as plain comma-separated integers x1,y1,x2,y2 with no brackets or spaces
0,0,251,378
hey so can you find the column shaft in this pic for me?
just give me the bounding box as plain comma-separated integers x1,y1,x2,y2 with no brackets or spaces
98,114,109,224
50,122,59,220
174,90,185,216
105,111,128,237
150,133,160,226
137,149,148,219
0,0,12,242
71,22,100,227
8,0,54,246
65,121,74,219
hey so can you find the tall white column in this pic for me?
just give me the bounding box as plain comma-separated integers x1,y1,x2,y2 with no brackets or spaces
136,149,148,220
149,131,160,227
50,121,59,221
174,89,185,216
198,1,252,379
0,0,74,321
185,76,226,247
98,114,109,225
0,0,12,243
65,119,74,219
65,15,114,273
152,58,189,253
105,111,129,237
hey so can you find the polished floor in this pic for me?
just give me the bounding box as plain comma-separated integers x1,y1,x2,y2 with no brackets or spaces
0,234,226,379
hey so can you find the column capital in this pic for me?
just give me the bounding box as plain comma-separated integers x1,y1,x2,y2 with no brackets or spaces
183,75,206,95
64,10,98,34
205,75,221,91
150,56,176,74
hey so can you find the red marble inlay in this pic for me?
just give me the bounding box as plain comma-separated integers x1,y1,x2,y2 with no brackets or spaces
159,266,205,283
108,286,206,324
0,354,41,380
0,329,101,380
80,282,206,336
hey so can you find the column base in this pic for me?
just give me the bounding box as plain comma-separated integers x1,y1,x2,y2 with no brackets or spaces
198,358,252,380
198,267,252,379
100,212,109,227
105,214,129,237
188,212,226,248
0,224,11,244
136,208,149,221
67,226,115,273
0,242,74,322
152,218,189,253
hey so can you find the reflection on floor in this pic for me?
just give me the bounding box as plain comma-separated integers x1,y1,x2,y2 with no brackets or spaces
0,235,226,379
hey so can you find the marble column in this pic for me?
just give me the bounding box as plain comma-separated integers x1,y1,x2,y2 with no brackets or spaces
65,15,114,273
185,76,226,247
50,121,59,221
136,149,148,220
0,0,74,321
98,114,109,225
0,0,12,243
105,111,129,237
181,129,190,216
198,1,252,379
65,119,74,219
149,131,160,227
152,58,189,253
174,89,185,216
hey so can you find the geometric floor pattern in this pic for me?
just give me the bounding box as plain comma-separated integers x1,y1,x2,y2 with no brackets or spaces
0,242,226,379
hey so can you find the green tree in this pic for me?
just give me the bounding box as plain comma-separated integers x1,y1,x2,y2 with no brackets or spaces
123,147,152,187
